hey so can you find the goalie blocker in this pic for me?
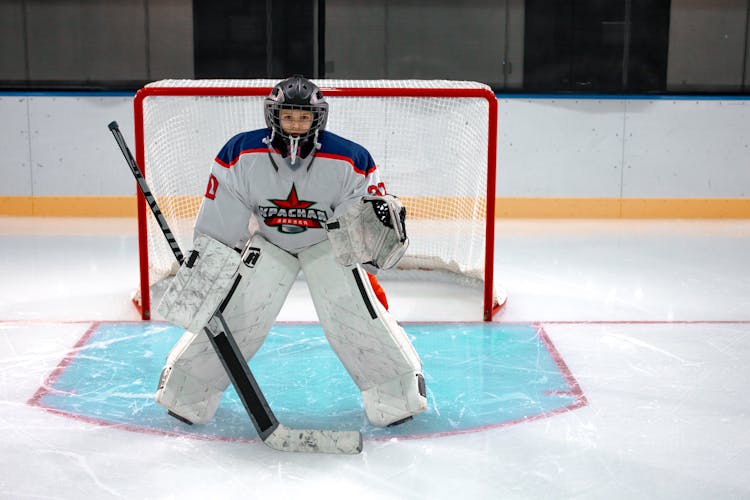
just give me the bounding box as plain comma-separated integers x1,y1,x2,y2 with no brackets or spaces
156,232,426,428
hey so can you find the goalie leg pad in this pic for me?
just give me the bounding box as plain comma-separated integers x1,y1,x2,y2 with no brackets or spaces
362,371,427,427
155,329,225,425
298,239,426,427
156,235,300,424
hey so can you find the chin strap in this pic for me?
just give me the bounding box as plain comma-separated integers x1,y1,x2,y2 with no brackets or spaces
288,136,300,164
313,130,322,151
263,130,322,165
262,130,275,147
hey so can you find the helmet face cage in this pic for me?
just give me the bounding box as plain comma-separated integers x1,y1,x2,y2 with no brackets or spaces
264,102,328,142
264,76,328,143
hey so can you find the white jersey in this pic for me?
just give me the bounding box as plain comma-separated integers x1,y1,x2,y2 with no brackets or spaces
194,128,386,254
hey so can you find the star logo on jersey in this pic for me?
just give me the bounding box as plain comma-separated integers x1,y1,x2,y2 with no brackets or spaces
259,184,328,234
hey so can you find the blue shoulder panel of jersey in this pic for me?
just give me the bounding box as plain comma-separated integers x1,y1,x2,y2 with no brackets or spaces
317,130,376,174
216,128,269,167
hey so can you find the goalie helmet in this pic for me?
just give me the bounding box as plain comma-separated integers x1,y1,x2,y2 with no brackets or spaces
264,75,328,155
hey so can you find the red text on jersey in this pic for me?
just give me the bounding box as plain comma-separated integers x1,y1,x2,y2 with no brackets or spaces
367,182,387,196
204,174,219,199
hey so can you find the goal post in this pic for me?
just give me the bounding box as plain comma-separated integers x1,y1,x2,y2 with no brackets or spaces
133,79,505,321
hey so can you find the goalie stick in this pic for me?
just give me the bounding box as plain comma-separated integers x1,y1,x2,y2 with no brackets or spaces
108,121,362,454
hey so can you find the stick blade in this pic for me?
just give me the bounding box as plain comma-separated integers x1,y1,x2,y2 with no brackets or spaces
264,424,363,454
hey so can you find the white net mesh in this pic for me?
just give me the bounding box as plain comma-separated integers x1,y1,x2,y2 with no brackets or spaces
136,79,501,317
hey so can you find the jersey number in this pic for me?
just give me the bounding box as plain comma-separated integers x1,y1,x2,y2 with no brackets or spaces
368,182,387,196
205,174,219,199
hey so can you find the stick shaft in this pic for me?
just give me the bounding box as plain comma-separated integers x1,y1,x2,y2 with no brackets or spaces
108,120,279,437
108,121,184,264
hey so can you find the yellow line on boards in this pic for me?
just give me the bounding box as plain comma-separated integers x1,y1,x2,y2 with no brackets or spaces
496,197,750,218
0,196,137,217
1,196,749,218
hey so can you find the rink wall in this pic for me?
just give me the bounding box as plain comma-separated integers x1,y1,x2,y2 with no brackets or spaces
1,92,748,218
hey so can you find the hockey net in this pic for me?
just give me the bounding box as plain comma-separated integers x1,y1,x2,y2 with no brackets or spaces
133,79,505,321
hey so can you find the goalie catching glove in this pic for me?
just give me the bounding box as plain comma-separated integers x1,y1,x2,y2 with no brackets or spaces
325,194,409,270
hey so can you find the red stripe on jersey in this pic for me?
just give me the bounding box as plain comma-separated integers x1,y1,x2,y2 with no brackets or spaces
215,148,271,168
315,152,376,176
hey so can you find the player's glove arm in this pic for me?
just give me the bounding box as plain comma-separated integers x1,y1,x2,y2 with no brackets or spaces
324,194,408,270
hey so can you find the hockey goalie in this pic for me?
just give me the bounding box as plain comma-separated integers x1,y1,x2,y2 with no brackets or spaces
154,75,427,429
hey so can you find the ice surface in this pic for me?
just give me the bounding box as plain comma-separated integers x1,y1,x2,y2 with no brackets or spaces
1,217,749,499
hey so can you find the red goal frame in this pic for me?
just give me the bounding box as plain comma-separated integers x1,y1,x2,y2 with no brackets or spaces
133,85,500,321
